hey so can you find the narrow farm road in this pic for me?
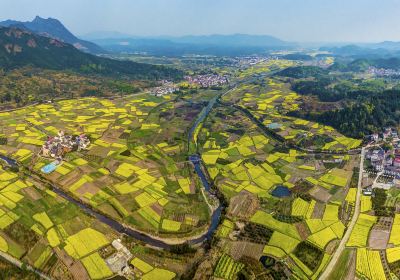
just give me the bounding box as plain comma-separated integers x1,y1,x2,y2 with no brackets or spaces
319,147,366,280
0,251,52,280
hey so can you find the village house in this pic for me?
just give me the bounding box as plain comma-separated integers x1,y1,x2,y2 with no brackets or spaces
367,149,385,171
41,130,90,159
150,81,179,96
370,133,379,142
384,166,400,178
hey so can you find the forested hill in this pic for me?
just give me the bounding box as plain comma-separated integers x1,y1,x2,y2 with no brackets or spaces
278,64,400,138
290,90,400,138
0,27,183,80
0,16,104,54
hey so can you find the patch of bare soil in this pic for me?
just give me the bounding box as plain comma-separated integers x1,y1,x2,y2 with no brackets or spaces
344,249,356,280
325,239,339,254
310,186,332,202
56,170,82,190
55,248,90,280
230,241,264,261
22,187,42,201
75,182,99,196
296,222,310,240
368,217,392,249
311,201,325,219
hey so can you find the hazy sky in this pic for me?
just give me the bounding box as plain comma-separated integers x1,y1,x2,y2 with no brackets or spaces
2,0,400,42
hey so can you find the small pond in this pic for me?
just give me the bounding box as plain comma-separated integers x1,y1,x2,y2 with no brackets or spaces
267,123,282,129
271,185,291,198
41,162,58,174
259,256,276,269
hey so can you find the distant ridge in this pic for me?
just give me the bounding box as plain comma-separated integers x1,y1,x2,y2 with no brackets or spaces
86,33,295,56
170,33,292,47
0,26,183,80
0,16,104,54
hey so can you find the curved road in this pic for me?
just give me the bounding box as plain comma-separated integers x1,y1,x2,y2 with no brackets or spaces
319,147,365,280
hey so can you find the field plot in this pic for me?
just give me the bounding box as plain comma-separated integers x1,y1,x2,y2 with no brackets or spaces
213,253,244,279
356,248,386,280
198,106,355,203
81,252,113,279
198,95,357,279
251,211,300,240
238,59,297,79
361,196,372,212
387,247,400,264
64,228,109,259
130,257,176,280
0,166,115,278
389,214,400,245
0,138,184,280
221,78,361,151
0,94,212,236
307,220,345,249
347,214,377,247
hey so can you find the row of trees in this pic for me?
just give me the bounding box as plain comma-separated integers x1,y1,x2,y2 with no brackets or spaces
372,188,395,217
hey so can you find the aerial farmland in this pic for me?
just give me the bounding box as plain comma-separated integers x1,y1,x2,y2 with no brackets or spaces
0,94,214,240
0,57,379,280
3,1,400,279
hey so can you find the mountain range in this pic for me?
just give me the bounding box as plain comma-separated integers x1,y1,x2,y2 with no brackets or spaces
85,33,296,56
4,16,400,58
0,26,182,80
0,16,104,54
84,32,291,46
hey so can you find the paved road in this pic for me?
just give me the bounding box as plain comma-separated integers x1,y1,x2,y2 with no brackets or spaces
0,251,52,280
319,147,366,280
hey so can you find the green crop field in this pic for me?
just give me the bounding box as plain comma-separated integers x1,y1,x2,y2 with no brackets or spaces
81,252,113,280
214,254,244,279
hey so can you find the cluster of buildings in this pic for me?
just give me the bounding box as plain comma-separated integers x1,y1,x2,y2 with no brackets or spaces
368,146,400,178
366,128,400,178
106,239,133,278
40,130,90,160
150,81,179,97
236,56,270,66
367,148,386,172
185,74,229,88
363,128,400,194
367,66,400,77
368,127,399,143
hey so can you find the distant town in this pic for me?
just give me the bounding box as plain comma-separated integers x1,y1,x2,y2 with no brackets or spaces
150,74,229,96
367,66,400,77
184,74,229,88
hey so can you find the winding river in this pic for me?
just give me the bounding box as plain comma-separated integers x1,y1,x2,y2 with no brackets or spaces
1,88,228,249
